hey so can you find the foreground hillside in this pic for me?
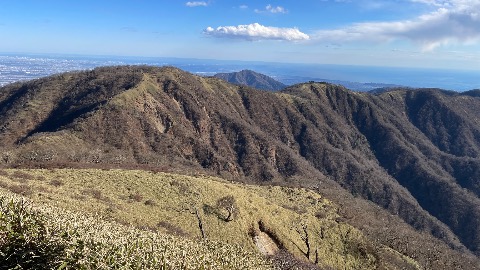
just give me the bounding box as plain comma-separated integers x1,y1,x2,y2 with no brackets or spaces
0,66,480,268
0,168,407,269
0,173,271,269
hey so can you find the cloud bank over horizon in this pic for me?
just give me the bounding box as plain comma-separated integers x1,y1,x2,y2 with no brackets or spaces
204,23,310,41
201,0,480,51
313,0,480,50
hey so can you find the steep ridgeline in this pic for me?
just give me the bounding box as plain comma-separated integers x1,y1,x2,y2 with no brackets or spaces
214,69,286,91
1,66,480,268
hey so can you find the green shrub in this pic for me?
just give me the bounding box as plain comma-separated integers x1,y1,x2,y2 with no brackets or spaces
0,192,272,269
0,197,67,269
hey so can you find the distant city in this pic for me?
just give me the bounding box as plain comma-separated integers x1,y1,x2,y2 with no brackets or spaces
1,53,478,91
0,55,128,86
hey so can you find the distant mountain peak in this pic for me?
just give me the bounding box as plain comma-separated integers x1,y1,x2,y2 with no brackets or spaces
213,69,286,91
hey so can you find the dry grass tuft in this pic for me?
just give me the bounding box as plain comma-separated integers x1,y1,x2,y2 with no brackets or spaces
8,183,33,196
0,170,10,177
128,192,143,202
144,199,157,206
10,171,35,183
49,178,64,187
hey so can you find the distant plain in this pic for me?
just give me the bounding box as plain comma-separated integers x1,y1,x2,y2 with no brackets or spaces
1,53,478,91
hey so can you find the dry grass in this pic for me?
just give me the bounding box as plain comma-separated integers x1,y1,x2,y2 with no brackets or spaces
0,168,418,269
0,190,271,269
49,178,64,187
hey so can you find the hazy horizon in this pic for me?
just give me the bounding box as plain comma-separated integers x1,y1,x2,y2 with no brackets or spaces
1,52,478,91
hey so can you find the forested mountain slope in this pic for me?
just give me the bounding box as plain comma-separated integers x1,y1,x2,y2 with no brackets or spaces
1,66,479,268
214,69,286,91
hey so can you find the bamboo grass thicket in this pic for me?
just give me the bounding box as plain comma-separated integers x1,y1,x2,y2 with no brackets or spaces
0,190,273,270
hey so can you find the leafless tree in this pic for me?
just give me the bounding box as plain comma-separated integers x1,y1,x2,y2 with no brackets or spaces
216,195,238,222
296,222,311,260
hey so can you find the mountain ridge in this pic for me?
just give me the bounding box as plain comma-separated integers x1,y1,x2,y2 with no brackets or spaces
1,65,480,268
213,69,286,91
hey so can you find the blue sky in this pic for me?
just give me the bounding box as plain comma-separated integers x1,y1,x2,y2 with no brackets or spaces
0,0,479,70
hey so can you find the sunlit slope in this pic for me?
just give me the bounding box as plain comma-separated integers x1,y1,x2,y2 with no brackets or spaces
0,168,417,269
2,66,480,268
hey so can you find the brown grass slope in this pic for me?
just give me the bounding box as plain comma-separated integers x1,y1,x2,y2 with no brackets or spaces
0,168,387,269
0,66,479,268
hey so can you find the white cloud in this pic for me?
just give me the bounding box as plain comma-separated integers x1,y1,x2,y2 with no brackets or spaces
314,0,480,50
204,23,309,41
255,4,288,14
266,4,287,13
409,0,452,7
239,5,248,9
185,1,207,7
